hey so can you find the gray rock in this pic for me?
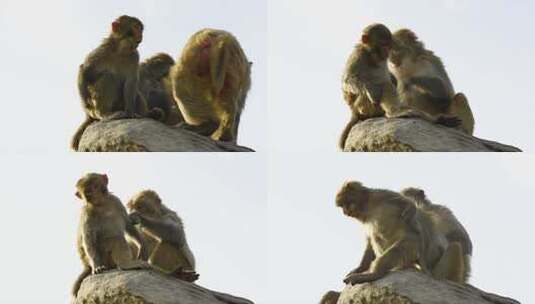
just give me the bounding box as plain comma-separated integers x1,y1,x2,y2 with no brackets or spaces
342,118,522,152
337,270,520,304
74,269,254,304
77,118,254,152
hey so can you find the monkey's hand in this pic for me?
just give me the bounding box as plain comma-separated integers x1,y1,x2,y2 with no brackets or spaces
93,265,108,274
343,271,383,285
129,212,142,225
435,116,461,128
345,266,366,278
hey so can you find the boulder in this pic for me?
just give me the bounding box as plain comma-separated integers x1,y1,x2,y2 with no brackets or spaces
77,119,254,152
74,269,254,304
342,118,521,152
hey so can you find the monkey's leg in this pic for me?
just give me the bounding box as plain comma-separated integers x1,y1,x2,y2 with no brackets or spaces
344,239,419,285
111,238,147,270
178,121,219,137
92,73,128,120
148,241,182,274
432,241,465,283
211,105,237,142
450,92,474,135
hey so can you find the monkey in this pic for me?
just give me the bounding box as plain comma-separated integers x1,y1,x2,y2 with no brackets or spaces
335,181,466,285
339,24,460,150
127,189,199,282
72,173,148,298
170,28,251,143
139,53,184,125
319,291,340,304
71,15,163,151
388,28,475,135
400,187,472,282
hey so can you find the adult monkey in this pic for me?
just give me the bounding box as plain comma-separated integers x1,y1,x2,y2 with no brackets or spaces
72,15,162,151
388,28,475,135
170,28,251,143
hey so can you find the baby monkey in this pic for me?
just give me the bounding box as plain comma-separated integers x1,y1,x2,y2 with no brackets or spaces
73,173,148,297
127,190,199,282
340,24,459,150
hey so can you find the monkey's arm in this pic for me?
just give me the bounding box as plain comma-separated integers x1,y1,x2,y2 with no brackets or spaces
346,239,375,276
210,38,230,94
123,65,140,117
124,217,150,260
132,212,186,247
409,77,451,109
78,64,96,110
81,219,104,273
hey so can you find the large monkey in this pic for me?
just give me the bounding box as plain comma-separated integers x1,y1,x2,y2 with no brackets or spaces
340,24,459,150
401,187,472,281
127,190,199,282
139,53,184,125
72,15,163,151
335,181,466,285
170,28,251,143
388,29,475,135
72,173,148,298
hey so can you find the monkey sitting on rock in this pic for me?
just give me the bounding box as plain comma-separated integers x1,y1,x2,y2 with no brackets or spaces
71,15,164,151
170,28,251,143
127,189,199,282
339,24,460,150
72,173,148,298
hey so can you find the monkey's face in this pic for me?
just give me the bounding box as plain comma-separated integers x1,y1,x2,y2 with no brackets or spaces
76,173,109,203
112,16,144,52
362,24,393,60
336,182,369,222
127,190,162,217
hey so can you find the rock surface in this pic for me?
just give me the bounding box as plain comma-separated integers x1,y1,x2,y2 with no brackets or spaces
342,118,522,152
74,269,254,304
337,270,520,304
77,118,254,152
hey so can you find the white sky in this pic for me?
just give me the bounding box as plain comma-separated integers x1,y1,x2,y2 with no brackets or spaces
268,153,534,304
0,0,267,152
0,154,267,303
269,0,535,152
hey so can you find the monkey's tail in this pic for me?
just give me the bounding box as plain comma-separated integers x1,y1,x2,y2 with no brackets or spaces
71,267,91,298
71,115,96,151
339,115,359,151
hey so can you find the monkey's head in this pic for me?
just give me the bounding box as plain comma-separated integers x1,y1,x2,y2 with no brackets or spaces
75,173,109,204
389,29,424,67
141,53,175,80
361,23,393,60
335,181,371,222
111,15,144,52
127,190,163,217
401,187,430,207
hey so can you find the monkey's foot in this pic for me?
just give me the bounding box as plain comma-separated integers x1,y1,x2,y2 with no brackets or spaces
102,111,131,121
93,265,108,274
343,272,383,285
435,116,462,128
173,269,200,282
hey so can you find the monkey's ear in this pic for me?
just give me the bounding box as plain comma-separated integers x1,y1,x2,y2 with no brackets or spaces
102,174,109,186
361,34,370,44
75,191,81,199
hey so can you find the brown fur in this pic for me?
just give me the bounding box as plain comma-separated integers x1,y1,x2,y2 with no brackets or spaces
72,173,148,297
171,28,251,143
127,190,198,282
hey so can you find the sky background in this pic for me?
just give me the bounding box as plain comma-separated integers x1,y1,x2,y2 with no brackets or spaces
0,0,267,152
269,0,535,152
0,154,268,303
268,153,534,304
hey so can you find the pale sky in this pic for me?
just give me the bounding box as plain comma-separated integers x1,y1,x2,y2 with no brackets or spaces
268,153,534,304
269,0,535,152
0,0,267,152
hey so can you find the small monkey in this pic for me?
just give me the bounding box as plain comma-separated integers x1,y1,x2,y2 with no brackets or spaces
127,190,199,282
340,24,459,150
389,29,475,134
336,181,466,285
139,53,184,125
171,28,251,143
72,15,162,151
401,187,472,281
72,173,148,297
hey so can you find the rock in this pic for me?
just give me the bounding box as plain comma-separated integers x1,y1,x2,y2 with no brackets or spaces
336,270,519,304
342,118,522,152
74,269,254,304
77,118,254,152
